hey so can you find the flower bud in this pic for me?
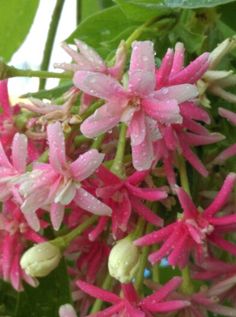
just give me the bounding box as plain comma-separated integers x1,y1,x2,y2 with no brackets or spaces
20,242,62,277
108,236,140,283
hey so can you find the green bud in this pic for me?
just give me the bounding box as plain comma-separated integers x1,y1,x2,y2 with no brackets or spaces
20,242,62,277
108,236,140,283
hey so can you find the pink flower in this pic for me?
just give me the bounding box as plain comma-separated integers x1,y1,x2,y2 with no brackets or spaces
18,122,111,231
94,165,167,238
77,277,190,316
135,173,236,268
213,107,236,164
154,103,224,185
0,132,28,201
0,200,45,291
74,41,198,171
0,80,18,150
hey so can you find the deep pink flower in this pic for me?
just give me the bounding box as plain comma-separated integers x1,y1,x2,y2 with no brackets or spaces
95,165,167,237
74,41,198,171
135,173,236,268
154,103,224,185
0,80,18,150
77,277,190,316
0,200,45,291
18,122,111,231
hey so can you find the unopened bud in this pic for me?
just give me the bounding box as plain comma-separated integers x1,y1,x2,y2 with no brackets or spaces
108,236,140,283
20,242,62,277
209,36,236,69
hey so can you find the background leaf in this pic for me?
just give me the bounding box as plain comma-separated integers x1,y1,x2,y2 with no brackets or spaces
66,6,139,57
0,0,39,62
163,0,236,9
15,258,71,317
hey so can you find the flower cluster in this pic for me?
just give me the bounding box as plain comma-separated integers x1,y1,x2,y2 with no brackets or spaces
1,35,236,317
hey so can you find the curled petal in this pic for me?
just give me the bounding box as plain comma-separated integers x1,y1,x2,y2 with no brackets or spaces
219,107,236,126
12,133,28,173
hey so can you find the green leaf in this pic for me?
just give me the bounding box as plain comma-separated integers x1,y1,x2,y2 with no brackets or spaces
21,82,72,100
15,258,71,317
0,0,39,62
115,0,171,22
66,6,139,57
162,0,236,9
81,0,101,20
174,25,206,53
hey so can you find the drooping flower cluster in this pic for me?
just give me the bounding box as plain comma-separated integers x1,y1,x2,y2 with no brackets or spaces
1,35,236,317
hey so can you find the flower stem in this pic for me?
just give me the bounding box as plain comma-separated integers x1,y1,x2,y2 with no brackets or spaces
177,155,194,294
39,0,65,89
91,134,105,149
53,215,98,249
110,123,127,178
6,64,71,79
135,222,152,293
90,274,113,313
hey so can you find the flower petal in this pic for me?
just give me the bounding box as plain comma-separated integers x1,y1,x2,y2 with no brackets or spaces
80,102,122,138
128,110,146,146
74,188,112,216
151,84,198,103
70,149,104,181
73,71,126,100
47,122,66,172
129,41,155,95
132,133,154,171
12,133,28,173
50,203,65,231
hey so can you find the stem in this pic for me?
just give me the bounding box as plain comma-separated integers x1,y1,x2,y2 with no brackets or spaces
81,100,103,121
135,222,152,292
90,274,113,313
74,134,90,146
76,0,81,26
53,215,98,248
7,65,71,79
39,0,65,89
125,14,177,49
177,155,194,294
110,123,127,178
177,154,190,195
91,134,105,149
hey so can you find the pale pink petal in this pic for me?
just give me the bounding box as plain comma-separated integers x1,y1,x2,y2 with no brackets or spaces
204,173,236,217
80,102,122,138
70,149,104,181
219,107,236,126
75,39,106,72
184,132,225,146
142,98,182,124
170,42,185,75
61,42,92,69
23,210,40,232
128,110,146,146
156,48,174,87
129,41,155,95
54,181,76,205
132,133,154,171
151,84,198,103
50,203,65,230
208,304,236,317
12,133,28,173
73,71,126,100
47,122,66,172
74,188,112,216
59,304,77,317
77,280,120,304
